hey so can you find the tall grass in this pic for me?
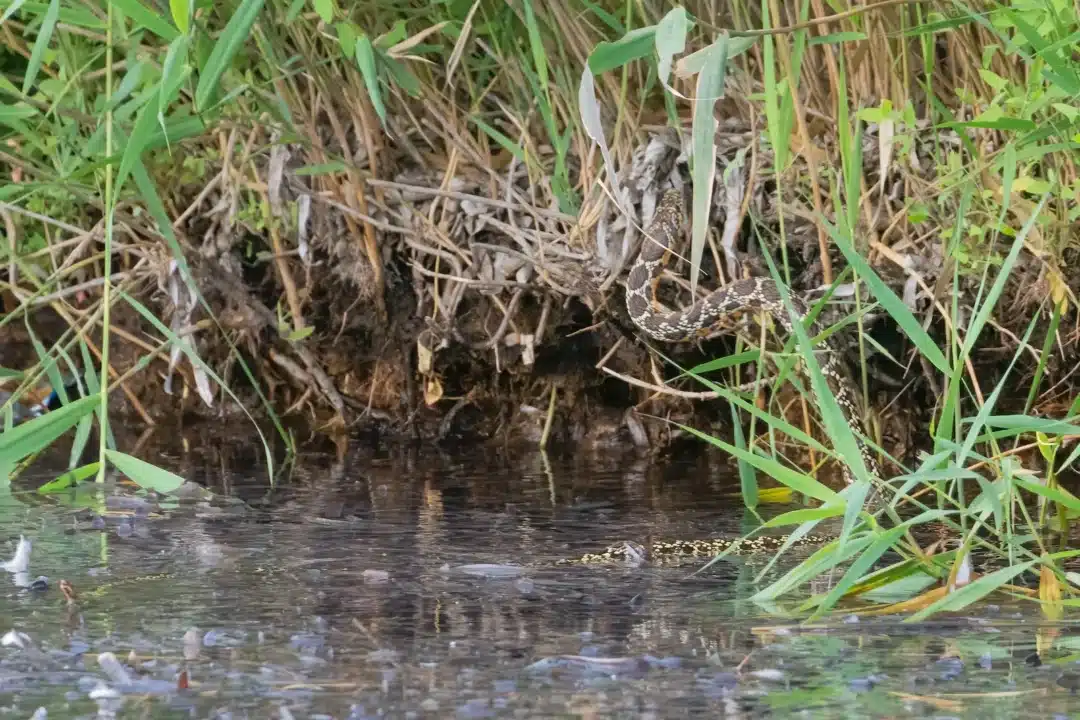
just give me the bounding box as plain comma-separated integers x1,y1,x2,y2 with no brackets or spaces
0,0,290,492
2,0,1079,621
581,2,1080,619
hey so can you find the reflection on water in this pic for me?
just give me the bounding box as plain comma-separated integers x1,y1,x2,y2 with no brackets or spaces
1,438,1078,718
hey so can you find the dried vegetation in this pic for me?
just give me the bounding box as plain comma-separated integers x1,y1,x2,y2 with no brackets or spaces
1,0,1078,461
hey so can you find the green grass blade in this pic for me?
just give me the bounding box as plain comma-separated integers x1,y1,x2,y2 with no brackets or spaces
105,450,185,494
0,396,98,469
688,35,727,295
354,34,387,127
679,423,840,504
38,462,101,493
906,560,1036,622
111,0,180,40
22,0,60,95
810,509,949,617
194,0,266,111
826,223,949,374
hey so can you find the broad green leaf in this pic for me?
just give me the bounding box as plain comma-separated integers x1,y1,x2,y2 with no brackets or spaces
470,117,526,163
689,36,727,294
906,560,1036,621
286,326,314,342
194,0,266,111
809,31,866,45
110,0,179,39
680,423,840,503
683,350,763,376
23,0,60,95
159,35,190,122
827,223,950,373
169,0,190,33
761,504,847,528
586,26,656,75
105,61,147,112
313,0,333,23
295,161,348,175
116,100,161,195
285,0,305,21
1013,476,1080,513
676,36,755,75
655,7,689,87
105,450,185,494
0,396,98,467
38,462,101,494
354,35,386,126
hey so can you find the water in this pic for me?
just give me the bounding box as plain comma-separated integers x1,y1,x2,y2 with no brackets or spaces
1,439,1079,718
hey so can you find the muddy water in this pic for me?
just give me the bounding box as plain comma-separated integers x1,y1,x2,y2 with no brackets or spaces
1,441,1079,718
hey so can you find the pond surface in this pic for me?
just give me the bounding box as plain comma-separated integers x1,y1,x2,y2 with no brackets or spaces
1,438,1079,718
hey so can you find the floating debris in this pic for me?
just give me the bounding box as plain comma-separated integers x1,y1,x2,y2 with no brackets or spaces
1,535,31,573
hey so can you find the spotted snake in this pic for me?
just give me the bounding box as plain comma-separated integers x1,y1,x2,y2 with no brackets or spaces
624,188,880,488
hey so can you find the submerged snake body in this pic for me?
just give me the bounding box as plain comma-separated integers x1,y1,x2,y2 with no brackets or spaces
557,533,837,567
625,189,880,485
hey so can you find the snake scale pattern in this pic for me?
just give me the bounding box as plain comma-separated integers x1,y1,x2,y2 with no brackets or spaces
625,188,880,486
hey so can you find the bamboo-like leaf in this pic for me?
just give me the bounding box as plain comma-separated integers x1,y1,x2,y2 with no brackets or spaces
1,0,28,23
577,66,622,212
22,0,60,95
826,224,949,374
354,35,386,126
38,462,101,493
116,99,161,195
1013,476,1080,512
752,534,874,602
105,450,185,494
169,0,190,34
760,505,847,528
110,0,180,39
811,510,948,617
586,26,656,74
655,7,689,92
961,191,1048,360
194,0,266,111
680,423,839,503
688,36,726,295
0,396,97,469
906,561,1036,621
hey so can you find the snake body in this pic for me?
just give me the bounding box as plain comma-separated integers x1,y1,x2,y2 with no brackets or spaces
625,188,879,486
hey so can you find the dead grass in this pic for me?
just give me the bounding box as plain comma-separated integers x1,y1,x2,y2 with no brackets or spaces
1,0,1077,452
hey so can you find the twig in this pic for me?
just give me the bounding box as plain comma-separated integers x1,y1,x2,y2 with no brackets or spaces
595,337,624,369
0,202,88,236
539,384,557,449
364,178,575,223
410,265,534,289
599,365,775,400
702,0,931,37
22,273,131,307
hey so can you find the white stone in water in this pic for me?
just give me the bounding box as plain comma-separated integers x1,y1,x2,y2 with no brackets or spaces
1,630,31,649
450,564,524,578
362,569,390,584
97,652,133,685
1,536,31,573
749,669,787,682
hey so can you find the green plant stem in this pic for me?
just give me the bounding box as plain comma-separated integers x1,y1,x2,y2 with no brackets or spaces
96,2,115,484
